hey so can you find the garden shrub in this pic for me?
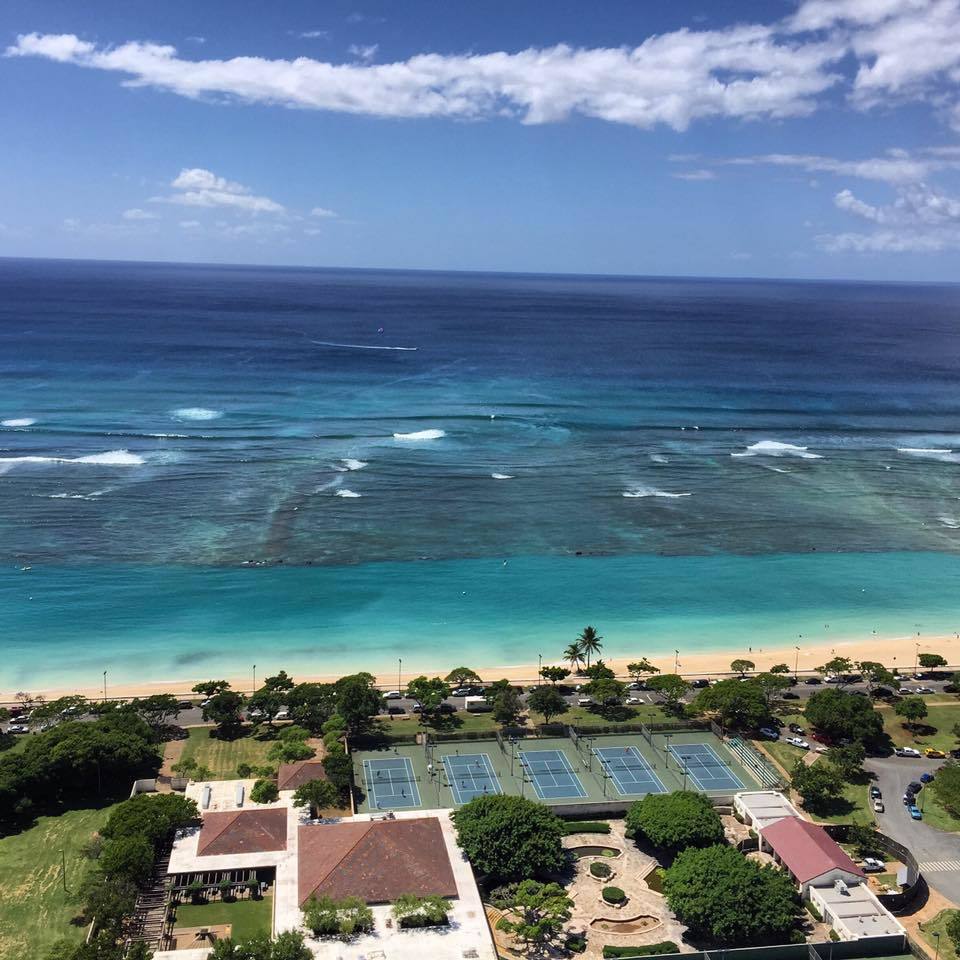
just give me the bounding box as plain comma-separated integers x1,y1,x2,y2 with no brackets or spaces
560,820,611,835
590,861,612,879
603,943,679,958
602,886,627,905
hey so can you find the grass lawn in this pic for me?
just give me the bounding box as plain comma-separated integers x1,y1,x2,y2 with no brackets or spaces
761,737,809,776
877,698,960,753
806,774,875,826
174,895,273,940
0,805,115,960
919,909,960,960
918,787,960,833
178,726,285,780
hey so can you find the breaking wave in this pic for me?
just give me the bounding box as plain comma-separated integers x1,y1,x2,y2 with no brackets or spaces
393,429,445,441
898,447,960,463
171,407,222,421
732,440,823,460
335,489,362,498
2,418,36,427
623,485,692,499
0,449,145,475
491,473,514,480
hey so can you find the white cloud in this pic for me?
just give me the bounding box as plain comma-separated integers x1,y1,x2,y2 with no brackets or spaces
816,229,949,252
720,152,939,184
300,30,329,40
833,188,887,222
154,167,285,213
348,43,378,63
122,207,158,220
186,36,206,45
310,206,338,218
4,28,845,132
671,169,716,181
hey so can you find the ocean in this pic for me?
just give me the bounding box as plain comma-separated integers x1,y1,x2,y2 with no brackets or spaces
2,258,960,691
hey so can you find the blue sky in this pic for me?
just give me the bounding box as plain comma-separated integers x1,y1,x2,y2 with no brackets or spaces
3,0,960,279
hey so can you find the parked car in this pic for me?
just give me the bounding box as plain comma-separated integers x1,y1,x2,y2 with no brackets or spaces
814,745,829,754
924,748,946,758
897,687,913,696
625,696,642,705
7,723,28,734
915,686,936,695
873,799,884,813
805,677,822,685
862,857,885,872
785,736,810,749
384,690,403,699
909,804,923,820
908,781,923,794
903,792,915,804
411,703,422,713
759,727,780,740
789,723,805,734
825,676,844,683
782,691,800,699
921,772,936,783
577,696,593,706
869,785,881,799
894,747,921,758
451,687,472,697
690,679,709,688
386,705,405,715
275,707,290,721
177,700,193,710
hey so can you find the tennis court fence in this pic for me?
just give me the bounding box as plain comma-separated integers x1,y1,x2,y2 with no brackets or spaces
727,736,783,788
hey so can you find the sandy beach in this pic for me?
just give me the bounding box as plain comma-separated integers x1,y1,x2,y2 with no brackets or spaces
7,631,960,703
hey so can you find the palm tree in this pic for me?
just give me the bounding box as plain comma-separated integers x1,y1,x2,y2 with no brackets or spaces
563,642,585,674
577,626,603,670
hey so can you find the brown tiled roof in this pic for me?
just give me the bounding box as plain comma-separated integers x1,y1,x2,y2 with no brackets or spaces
278,761,328,792
298,817,457,906
761,816,863,884
197,808,288,857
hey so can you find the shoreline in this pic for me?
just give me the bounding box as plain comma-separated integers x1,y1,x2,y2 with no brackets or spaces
7,631,959,703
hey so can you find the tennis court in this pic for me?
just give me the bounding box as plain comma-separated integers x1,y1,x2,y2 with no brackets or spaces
443,752,502,804
594,745,667,796
362,756,422,809
519,748,588,800
668,742,744,791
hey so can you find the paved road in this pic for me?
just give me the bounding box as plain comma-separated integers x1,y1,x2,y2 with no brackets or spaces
866,755,960,903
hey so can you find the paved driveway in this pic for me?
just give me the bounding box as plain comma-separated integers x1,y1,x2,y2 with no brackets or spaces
866,755,960,904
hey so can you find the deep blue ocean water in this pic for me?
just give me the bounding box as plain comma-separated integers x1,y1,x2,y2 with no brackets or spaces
2,258,960,690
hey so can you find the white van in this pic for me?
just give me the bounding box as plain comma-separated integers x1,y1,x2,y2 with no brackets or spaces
464,695,492,713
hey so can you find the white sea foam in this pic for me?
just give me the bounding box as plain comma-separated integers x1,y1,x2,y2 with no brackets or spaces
147,432,189,439
649,454,669,464
491,473,514,480
312,339,418,352
622,485,692,499
341,458,368,471
335,489,362,498
49,488,110,501
393,429,445,441
897,447,960,463
171,407,222,421
2,418,36,427
732,440,823,460
0,449,145,475
938,514,960,529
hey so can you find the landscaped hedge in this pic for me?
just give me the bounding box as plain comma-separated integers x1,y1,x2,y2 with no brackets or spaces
602,886,627,905
603,943,679,958
398,914,450,929
590,861,612,879
560,820,611,835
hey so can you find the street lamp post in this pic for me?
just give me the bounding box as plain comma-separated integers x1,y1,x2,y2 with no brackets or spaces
794,646,800,682
538,653,542,686
252,664,256,694
674,650,680,674
102,670,107,704
398,658,402,695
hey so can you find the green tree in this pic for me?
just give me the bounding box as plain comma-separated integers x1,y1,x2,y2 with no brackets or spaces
495,880,573,951
248,688,286,728
755,674,792,710
301,895,340,936
539,665,571,685
192,680,231,697
804,688,883,744
101,793,198,845
127,694,181,733
99,835,155,883
690,678,770,730
405,676,452,721
919,653,948,669
826,742,866,779
445,667,481,685
730,659,755,677
857,661,895,694
583,676,626,708
285,683,337,734
768,663,791,675
627,658,660,680
664,844,799,945
527,685,568,725
947,912,960,955
816,656,854,686
171,756,214,782
292,779,339,817
266,739,315,763
250,778,279,804
262,670,295,693
626,790,724,850
562,642,585,673
322,746,353,801
646,674,690,713
391,893,451,928
199,688,246,739
334,673,383,733
790,759,844,810
895,695,928,731
491,686,523,726
576,626,603,669
452,794,565,882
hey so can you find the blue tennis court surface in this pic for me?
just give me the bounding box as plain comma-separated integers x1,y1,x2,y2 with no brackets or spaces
363,756,422,809
520,748,588,800
443,753,501,804
669,742,744,791
595,745,667,796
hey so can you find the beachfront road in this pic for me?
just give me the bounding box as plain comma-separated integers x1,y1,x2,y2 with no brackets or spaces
867,755,960,904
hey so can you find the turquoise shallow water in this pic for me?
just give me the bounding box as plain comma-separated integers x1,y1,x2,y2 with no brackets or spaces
4,551,960,692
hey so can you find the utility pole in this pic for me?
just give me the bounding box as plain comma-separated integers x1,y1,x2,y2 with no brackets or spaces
398,658,402,694
538,653,542,685
252,664,256,693
102,670,107,703
794,646,800,682
674,649,679,674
